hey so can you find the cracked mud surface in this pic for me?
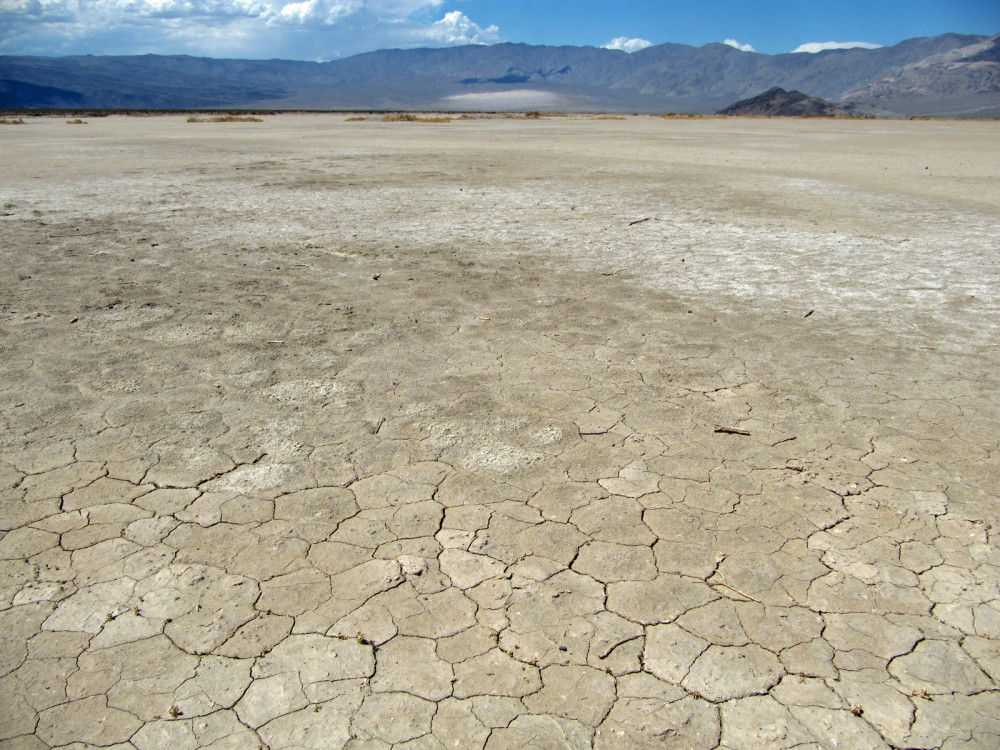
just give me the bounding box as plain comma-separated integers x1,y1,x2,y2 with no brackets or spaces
1,114,998,748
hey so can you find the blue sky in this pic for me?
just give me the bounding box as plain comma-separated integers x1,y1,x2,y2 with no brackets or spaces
1,0,997,59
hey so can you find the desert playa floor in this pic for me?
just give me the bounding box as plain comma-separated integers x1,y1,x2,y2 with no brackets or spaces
1,113,999,749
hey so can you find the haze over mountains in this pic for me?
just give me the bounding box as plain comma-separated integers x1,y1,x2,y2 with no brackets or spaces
1,32,998,116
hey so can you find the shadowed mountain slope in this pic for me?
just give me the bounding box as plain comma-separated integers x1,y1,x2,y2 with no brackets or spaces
717,87,858,117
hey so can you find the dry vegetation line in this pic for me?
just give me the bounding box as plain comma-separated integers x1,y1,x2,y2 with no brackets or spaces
0,114,998,749
187,115,264,123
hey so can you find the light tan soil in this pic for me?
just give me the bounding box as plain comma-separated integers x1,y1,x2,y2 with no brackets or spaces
1,114,999,748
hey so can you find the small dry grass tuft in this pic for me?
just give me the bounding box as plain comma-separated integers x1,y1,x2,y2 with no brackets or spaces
66,118,87,125
345,116,366,121
592,115,627,120
0,118,26,125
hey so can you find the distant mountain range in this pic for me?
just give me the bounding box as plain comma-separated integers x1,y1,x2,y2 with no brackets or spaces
2,32,998,116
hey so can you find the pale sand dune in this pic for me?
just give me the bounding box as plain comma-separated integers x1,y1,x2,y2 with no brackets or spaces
1,114,999,748
439,90,570,110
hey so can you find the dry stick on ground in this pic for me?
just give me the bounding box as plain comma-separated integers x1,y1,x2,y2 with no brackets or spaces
714,426,751,436
628,217,651,226
598,635,643,660
709,580,763,603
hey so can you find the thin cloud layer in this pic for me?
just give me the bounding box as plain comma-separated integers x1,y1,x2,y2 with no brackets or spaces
602,36,652,53
723,38,754,52
0,0,499,57
792,41,883,53
105,0,271,19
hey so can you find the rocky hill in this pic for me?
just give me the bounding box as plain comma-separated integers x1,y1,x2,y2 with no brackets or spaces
1,32,997,116
717,87,860,117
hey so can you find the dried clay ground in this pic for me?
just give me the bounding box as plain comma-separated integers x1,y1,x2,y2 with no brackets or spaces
1,114,999,749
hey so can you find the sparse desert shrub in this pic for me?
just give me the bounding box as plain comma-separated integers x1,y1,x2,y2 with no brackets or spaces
525,111,542,119
66,118,87,124
187,115,263,123
345,116,366,121
592,115,627,120
0,118,26,125
380,113,452,123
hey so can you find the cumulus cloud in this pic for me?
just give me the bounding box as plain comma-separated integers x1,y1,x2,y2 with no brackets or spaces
602,36,652,53
792,41,882,54
269,0,360,26
419,10,499,46
0,0,502,57
723,38,754,52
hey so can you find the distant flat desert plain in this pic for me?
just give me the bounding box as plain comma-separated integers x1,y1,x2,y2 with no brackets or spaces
1,114,999,748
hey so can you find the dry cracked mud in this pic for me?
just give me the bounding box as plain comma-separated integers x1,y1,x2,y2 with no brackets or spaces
1,113,998,749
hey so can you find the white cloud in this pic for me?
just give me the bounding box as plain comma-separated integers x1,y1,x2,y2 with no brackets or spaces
1,0,74,20
602,36,652,53
723,38,754,52
0,0,502,57
792,41,883,54
100,0,270,19
269,0,360,26
420,10,499,46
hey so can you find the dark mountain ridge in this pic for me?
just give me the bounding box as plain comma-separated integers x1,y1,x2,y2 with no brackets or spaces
2,32,997,116
717,87,859,117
